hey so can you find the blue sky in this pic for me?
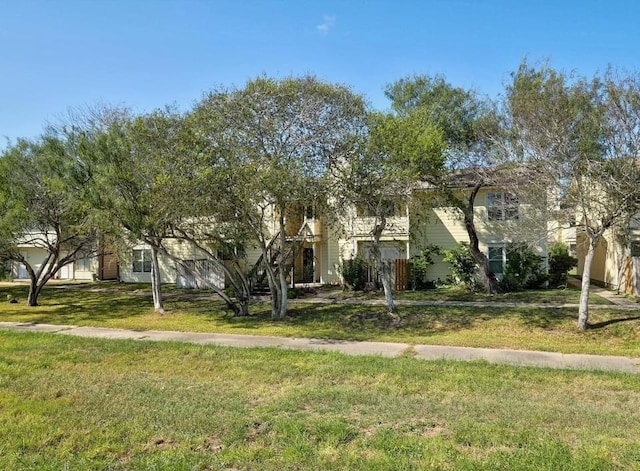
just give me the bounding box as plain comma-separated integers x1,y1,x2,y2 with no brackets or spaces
1,0,639,147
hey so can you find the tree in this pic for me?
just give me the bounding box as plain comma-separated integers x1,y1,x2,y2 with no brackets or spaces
78,106,255,316
193,76,368,319
332,110,445,312
0,133,100,306
385,75,503,294
504,62,640,330
84,107,185,313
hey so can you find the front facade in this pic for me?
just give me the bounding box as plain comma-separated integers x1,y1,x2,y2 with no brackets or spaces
11,184,549,289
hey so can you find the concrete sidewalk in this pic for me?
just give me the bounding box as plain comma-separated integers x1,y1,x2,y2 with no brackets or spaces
1,321,639,374
566,276,639,308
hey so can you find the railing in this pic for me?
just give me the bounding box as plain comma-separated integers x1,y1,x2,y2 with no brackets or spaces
351,216,409,238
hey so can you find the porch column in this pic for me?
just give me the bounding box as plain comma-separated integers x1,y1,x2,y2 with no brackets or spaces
313,241,317,283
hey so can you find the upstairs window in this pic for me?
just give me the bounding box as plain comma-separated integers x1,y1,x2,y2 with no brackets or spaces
487,192,519,221
132,249,152,273
305,205,314,220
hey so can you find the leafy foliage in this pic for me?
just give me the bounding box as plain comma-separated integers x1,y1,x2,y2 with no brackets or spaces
548,242,578,288
442,242,478,288
337,257,367,291
499,243,547,292
409,244,441,290
0,133,101,305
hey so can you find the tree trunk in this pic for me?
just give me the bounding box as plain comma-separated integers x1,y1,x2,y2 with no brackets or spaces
371,214,396,313
25,263,43,307
274,215,289,320
27,279,40,307
462,183,499,294
150,246,165,314
577,237,598,331
380,259,396,313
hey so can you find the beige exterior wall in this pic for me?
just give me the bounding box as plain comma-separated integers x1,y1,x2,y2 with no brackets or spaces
12,247,99,281
577,216,640,293
409,188,548,283
119,239,213,284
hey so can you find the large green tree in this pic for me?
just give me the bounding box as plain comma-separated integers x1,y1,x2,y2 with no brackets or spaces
84,108,185,313
193,76,368,319
505,63,640,330
0,133,100,306
332,110,445,312
385,75,502,294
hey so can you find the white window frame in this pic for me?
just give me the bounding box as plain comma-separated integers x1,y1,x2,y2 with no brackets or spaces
75,251,92,272
132,248,152,273
487,245,507,275
487,192,519,221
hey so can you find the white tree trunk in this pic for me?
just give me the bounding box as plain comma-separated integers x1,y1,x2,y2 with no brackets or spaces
577,239,597,331
380,259,396,313
150,246,165,314
276,217,289,319
371,215,396,313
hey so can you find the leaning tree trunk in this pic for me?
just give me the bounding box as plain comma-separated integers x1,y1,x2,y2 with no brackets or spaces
25,261,52,307
150,246,165,314
156,244,248,316
577,237,599,331
463,183,499,294
274,214,289,320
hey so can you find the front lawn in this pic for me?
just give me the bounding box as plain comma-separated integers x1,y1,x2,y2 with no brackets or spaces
1,283,639,357
0,331,638,470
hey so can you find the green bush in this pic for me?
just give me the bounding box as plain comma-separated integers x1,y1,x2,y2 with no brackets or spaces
548,242,578,287
500,243,547,292
337,257,366,291
443,242,478,288
409,244,441,290
0,261,11,281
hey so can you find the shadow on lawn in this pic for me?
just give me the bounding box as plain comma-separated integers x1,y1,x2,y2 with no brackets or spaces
0,284,155,324
589,315,640,330
2,283,635,340
203,302,580,340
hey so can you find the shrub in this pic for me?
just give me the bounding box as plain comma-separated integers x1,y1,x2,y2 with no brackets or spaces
548,242,578,287
0,261,10,281
409,244,441,290
443,242,478,288
337,257,366,291
500,242,547,292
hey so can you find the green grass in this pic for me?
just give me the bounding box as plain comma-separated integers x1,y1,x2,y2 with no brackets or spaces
323,284,614,304
1,330,639,470
397,286,615,304
1,282,639,357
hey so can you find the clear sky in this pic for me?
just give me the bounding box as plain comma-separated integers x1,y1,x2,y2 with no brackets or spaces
1,0,639,148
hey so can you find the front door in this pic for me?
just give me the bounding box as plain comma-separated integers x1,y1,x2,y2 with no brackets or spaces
302,248,314,283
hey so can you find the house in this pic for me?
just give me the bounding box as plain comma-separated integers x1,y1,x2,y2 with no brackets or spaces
264,179,548,287
10,231,117,282
9,178,549,290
